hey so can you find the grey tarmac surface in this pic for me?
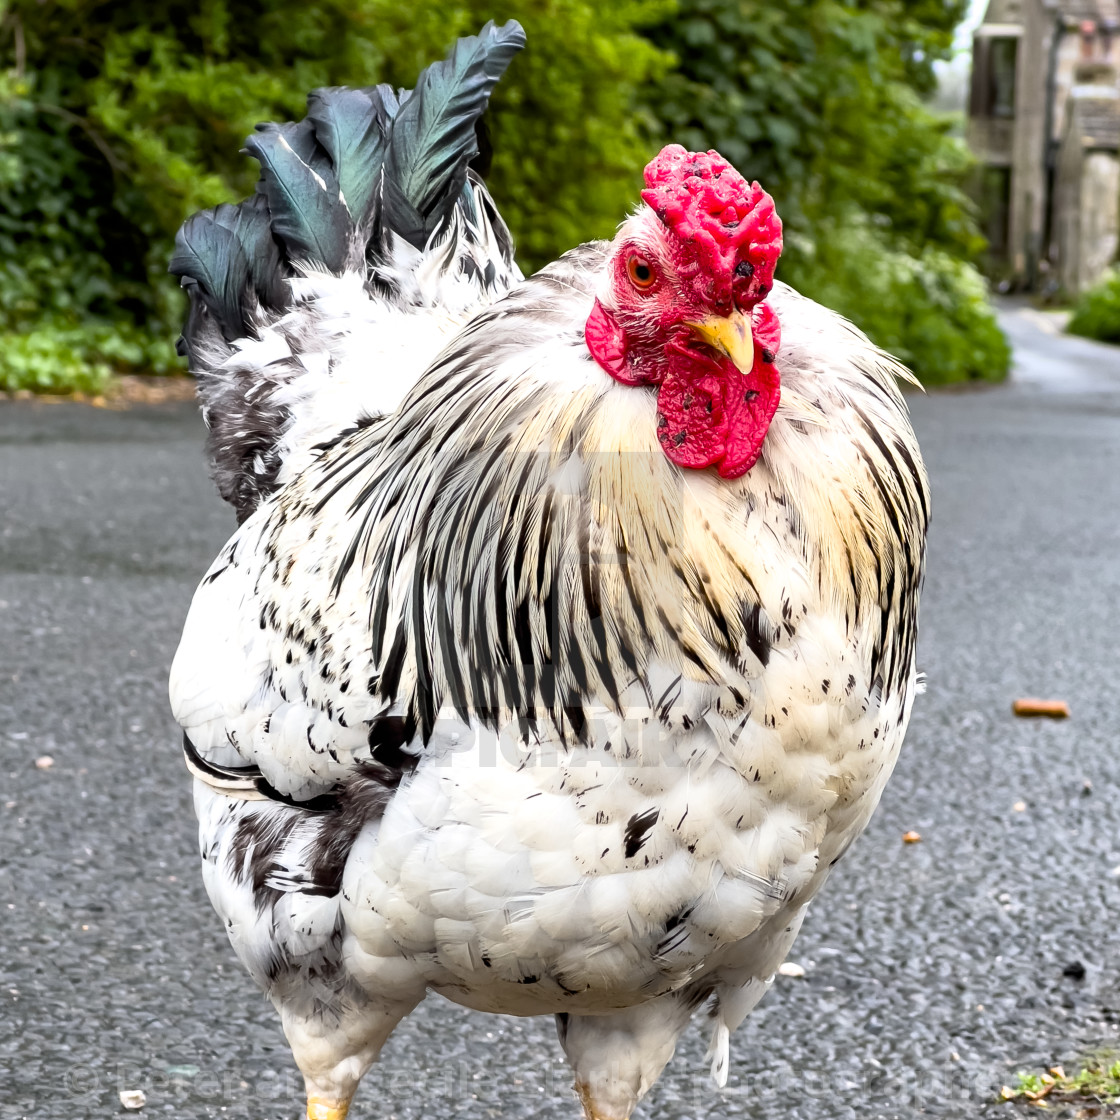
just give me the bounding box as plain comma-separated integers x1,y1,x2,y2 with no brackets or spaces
1,303,1119,1120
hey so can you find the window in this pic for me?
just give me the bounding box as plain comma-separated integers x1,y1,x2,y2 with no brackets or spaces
971,36,1019,118
979,166,1012,258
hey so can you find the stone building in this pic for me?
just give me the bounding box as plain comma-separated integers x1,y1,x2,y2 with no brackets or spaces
968,0,1120,291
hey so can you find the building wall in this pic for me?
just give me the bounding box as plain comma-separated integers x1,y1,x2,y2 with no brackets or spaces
1053,96,1086,290
1007,0,1056,285
1080,151,1120,286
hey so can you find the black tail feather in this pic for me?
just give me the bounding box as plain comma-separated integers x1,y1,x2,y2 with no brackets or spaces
381,19,525,249
243,121,353,273
170,207,249,346
171,20,523,356
236,193,289,311
171,195,290,360
305,86,392,237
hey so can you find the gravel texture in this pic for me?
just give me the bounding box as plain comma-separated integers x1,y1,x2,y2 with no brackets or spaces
2,303,1119,1120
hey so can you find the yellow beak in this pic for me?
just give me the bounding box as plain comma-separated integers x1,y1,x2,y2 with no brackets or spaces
687,310,755,373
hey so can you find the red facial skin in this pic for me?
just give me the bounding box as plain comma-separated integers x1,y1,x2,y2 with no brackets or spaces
585,146,783,479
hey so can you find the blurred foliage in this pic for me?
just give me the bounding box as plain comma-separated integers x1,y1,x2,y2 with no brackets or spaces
1067,268,1120,344
645,0,979,248
0,0,665,389
0,61,178,392
0,0,1006,392
796,217,1010,383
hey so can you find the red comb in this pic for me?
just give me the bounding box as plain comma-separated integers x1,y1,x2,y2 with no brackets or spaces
641,145,782,312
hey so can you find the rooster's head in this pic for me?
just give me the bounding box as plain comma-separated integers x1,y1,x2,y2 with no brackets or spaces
586,144,783,479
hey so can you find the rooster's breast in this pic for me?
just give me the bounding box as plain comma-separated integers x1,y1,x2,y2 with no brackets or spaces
337,606,907,1017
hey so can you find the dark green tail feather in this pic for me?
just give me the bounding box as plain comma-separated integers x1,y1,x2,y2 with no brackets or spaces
244,121,353,274
171,195,288,352
235,193,288,311
171,20,525,366
169,208,248,336
305,86,392,236
381,20,526,249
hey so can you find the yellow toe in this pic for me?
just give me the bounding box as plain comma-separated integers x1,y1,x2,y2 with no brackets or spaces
307,1098,349,1120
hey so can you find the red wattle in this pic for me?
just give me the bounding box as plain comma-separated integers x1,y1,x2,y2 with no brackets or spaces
752,300,781,363
655,365,727,471
715,358,780,478
655,302,781,479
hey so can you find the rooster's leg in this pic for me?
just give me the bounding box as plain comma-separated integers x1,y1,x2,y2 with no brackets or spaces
556,990,699,1120
280,994,421,1120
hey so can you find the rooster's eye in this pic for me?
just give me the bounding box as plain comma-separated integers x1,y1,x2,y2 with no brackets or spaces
626,255,657,291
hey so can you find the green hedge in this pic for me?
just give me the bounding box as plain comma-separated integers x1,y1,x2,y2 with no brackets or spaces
0,0,1008,392
1068,269,1120,344
794,217,1010,383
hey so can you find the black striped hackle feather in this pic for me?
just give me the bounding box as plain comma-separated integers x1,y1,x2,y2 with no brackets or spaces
168,21,525,520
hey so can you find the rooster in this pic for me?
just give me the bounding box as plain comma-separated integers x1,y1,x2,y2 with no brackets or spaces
169,20,929,1120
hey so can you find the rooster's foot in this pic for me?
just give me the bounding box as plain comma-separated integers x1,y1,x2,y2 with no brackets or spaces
306,1098,350,1120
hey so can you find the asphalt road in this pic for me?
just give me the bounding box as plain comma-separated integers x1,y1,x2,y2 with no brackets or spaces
2,304,1119,1120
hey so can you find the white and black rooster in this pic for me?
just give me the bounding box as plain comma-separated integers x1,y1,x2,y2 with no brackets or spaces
169,20,929,1120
